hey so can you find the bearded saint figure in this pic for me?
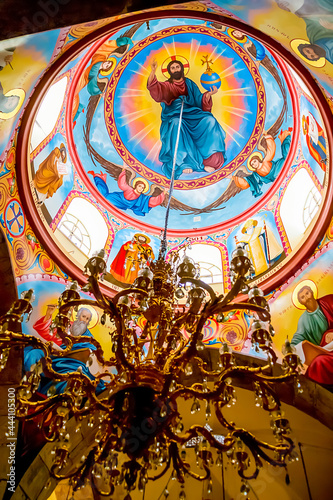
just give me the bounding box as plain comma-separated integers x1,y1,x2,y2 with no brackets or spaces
33,144,68,205
147,59,226,179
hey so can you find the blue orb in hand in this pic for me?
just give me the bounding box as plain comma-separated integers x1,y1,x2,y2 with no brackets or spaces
200,71,221,91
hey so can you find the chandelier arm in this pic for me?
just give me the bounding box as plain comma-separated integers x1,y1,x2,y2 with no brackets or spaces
218,276,245,307
182,464,211,482
162,335,187,375
112,288,148,305
86,275,111,311
74,391,116,415
217,363,298,384
16,393,70,420
39,354,98,386
234,429,295,472
93,371,116,384
215,403,294,464
190,355,224,378
113,316,136,373
51,445,97,481
208,302,271,322
0,333,57,356
179,277,217,302
167,310,210,371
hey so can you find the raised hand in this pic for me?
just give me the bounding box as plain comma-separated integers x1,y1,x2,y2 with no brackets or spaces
150,59,158,72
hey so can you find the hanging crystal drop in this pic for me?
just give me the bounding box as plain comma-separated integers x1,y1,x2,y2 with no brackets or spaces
240,480,250,495
206,402,211,420
160,404,167,418
191,399,200,414
184,362,193,376
119,371,128,384
169,379,177,392
179,486,186,500
216,453,222,467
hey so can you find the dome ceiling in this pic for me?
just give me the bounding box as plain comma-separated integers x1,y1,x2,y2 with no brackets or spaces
16,8,332,294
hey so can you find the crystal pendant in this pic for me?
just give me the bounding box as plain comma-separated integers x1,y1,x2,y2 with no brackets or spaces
184,362,193,376
191,399,200,414
179,488,186,500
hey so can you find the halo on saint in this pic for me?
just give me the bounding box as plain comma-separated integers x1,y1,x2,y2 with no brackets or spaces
290,39,325,68
292,279,318,310
70,304,99,329
247,151,263,171
161,54,190,79
134,233,151,243
132,176,150,193
100,56,117,76
228,28,247,43
0,88,25,120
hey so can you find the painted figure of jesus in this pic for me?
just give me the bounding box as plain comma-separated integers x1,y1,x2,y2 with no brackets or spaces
147,59,226,179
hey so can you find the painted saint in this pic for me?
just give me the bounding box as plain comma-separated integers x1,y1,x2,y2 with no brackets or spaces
302,113,327,168
235,219,283,275
291,282,333,386
33,144,68,205
89,170,165,217
147,59,226,179
110,233,154,284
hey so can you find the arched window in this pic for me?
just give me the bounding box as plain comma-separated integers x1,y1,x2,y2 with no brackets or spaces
186,244,223,285
279,168,322,249
58,213,91,255
303,186,321,228
57,197,108,257
30,76,68,151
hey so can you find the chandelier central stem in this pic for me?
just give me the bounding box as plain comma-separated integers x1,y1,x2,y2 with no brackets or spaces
159,97,185,260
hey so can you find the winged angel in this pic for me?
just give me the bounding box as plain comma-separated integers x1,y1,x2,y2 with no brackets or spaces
87,160,197,218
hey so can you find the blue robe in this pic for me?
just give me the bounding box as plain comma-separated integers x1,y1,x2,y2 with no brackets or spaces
23,330,105,395
157,78,226,179
93,176,151,217
245,135,291,198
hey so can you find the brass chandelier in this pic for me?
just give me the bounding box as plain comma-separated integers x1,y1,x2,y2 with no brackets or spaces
0,99,301,499
0,240,301,498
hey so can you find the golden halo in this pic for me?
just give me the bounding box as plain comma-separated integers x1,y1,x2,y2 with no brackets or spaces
292,279,318,310
241,219,258,234
290,39,325,68
132,177,149,193
0,88,25,120
247,151,263,171
71,305,99,329
99,56,117,76
134,233,151,244
161,54,190,79
228,28,247,43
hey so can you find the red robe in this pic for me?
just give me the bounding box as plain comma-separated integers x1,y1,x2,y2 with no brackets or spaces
33,316,62,346
306,295,333,385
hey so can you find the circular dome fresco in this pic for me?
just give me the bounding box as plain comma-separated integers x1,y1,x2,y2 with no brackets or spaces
16,9,332,296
